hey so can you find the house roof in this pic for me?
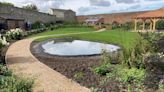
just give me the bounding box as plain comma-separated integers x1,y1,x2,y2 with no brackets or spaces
85,17,103,22
0,13,24,20
51,8,75,13
135,8,164,19
77,11,146,24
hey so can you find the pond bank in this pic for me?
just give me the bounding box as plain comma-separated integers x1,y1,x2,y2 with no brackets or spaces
31,39,121,92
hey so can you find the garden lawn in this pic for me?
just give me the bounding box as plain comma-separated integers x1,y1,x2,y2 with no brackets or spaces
70,30,140,50
30,27,94,38
34,28,140,50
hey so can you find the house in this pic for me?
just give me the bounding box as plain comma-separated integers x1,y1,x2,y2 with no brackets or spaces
77,11,147,24
85,17,104,26
49,9,77,23
0,14,25,30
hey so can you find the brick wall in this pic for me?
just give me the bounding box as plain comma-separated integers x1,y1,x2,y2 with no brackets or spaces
77,11,148,24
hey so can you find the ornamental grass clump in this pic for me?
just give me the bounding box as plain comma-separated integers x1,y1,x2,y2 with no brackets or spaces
5,28,23,40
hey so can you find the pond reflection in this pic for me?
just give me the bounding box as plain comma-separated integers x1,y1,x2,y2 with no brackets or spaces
42,40,120,56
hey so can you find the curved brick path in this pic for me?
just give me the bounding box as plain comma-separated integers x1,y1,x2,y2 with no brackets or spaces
5,29,105,92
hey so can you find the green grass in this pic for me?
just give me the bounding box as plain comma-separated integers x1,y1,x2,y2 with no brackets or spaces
69,30,140,50
29,27,94,38
34,27,140,50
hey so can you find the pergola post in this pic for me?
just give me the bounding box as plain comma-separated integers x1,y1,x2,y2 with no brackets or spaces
142,19,146,31
150,21,152,31
134,19,138,31
152,18,158,31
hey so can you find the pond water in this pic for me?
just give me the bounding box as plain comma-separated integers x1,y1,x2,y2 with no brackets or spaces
42,40,120,56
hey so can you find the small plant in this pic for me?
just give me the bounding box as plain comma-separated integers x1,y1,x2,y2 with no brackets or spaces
91,87,101,92
158,80,164,92
118,68,146,85
106,65,146,91
94,63,111,76
0,64,12,76
74,72,84,79
99,77,109,86
5,28,23,40
0,65,34,92
0,36,9,49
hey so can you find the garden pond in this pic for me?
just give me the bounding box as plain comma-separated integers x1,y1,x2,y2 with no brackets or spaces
41,40,120,56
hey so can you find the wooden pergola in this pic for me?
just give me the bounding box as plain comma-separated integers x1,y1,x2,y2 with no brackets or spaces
134,8,164,32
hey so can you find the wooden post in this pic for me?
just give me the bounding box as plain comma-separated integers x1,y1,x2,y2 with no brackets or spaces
134,19,137,31
152,18,159,32
150,21,152,31
142,19,145,31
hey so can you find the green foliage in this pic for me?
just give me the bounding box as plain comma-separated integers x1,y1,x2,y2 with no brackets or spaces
118,68,146,85
74,72,84,79
157,20,164,30
121,36,148,68
0,42,3,49
0,76,34,92
142,32,163,52
32,28,140,50
158,80,164,92
71,29,140,50
0,65,12,76
5,28,23,40
22,4,38,11
105,65,146,91
91,87,101,92
31,21,44,29
112,21,121,29
94,63,111,76
0,65,34,92
0,2,14,6
93,50,112,76
32,27,94,41
122,22,134,31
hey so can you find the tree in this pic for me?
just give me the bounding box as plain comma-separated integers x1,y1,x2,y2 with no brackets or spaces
22,4,38,11
0,2,14,6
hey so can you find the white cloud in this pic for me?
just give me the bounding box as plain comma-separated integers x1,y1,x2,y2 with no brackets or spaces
0,0,164,15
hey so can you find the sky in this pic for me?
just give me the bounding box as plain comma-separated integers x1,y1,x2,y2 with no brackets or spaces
0,0,164,15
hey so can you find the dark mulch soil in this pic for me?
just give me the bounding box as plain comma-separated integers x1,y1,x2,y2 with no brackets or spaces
30,39,120,92
30,38,164,92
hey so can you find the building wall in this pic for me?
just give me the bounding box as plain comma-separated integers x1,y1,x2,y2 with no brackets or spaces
0,18,5,23
6,20,25,29
64,11,77,22
0,5,58,24
51,9,77,23
51,10,65,19
77,11,148,24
